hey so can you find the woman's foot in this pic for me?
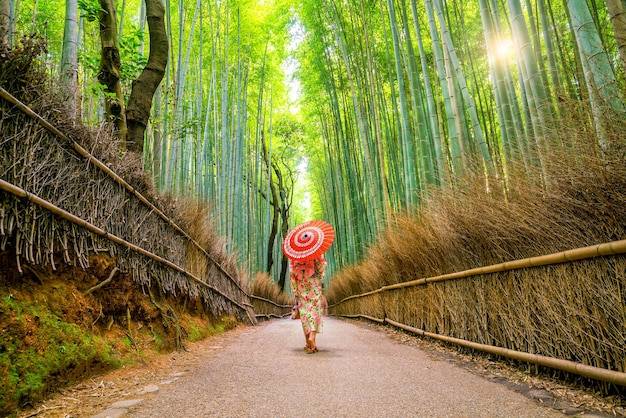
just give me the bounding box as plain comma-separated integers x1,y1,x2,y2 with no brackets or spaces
307,332,317,350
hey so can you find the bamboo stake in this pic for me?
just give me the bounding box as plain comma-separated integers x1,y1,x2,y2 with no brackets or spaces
85,266,119,295
0,178,254,319
336,315,626,387
330,238,626,307
0,86,250,299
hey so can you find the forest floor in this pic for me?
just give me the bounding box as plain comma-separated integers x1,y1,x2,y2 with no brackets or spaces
23,318,624,417
17,325,250,418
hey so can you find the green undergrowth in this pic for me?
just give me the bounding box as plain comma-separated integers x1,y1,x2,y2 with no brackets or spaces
0,294,119,414
0,264,239,416
187,320,230,342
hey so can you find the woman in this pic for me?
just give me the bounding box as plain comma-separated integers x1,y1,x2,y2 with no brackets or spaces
290,255,326,353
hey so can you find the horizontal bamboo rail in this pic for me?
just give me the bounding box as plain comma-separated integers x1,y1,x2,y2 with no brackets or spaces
249,294,292,309
330,238,626,307
255,313,291,319
0,87,250,301
335,314,385,324
0,179,254,323
334,314,626,387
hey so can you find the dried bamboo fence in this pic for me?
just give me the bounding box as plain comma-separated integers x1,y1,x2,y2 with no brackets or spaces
329,240,626,388
249,294,292,319
0,86,254,322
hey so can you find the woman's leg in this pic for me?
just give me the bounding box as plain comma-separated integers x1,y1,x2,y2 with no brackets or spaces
308,331,317,350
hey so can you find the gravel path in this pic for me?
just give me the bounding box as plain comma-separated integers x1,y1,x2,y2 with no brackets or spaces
131,318,561,417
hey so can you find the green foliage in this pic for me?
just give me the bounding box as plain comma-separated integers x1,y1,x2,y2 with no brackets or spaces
78,0,101,22
296,0,625,275
0,295,119,414
9,0,624,284
119,28,148,83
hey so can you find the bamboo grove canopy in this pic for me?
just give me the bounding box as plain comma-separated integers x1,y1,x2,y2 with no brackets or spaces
3,0,625,283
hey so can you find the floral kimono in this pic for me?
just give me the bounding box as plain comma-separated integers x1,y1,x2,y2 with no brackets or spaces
290,257,326,334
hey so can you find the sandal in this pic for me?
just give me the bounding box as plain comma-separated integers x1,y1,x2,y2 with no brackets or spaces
304,347,315,354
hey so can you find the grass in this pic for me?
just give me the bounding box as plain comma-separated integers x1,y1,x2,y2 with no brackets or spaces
187,322,227,342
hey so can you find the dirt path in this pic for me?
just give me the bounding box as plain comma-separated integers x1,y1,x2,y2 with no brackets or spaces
121,318,561,417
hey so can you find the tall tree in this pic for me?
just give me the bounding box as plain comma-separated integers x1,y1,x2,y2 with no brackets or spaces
126,0,168,153
272,159,293,290
98,0,127,142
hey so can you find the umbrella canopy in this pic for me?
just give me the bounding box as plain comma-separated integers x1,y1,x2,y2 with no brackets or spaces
282,220,335,262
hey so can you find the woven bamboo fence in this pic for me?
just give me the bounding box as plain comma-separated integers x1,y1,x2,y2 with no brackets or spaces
0,85,254,322
329,241,626,388
249,294,292,319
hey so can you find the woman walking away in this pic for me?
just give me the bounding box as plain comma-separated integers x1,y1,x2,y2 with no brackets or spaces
290,256,326,353
283,221,335,354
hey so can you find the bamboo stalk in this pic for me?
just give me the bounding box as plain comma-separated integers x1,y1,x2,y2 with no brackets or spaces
0,87,249,298
0,178,254,317
330,239,626,307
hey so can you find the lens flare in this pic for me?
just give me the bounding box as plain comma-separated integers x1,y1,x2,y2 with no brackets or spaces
494,39,514,60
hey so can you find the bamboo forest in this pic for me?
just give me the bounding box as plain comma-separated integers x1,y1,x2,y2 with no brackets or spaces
2,0,626,413
3,0,624,283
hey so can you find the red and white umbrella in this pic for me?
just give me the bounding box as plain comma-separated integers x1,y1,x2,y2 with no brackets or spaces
282,220,335,262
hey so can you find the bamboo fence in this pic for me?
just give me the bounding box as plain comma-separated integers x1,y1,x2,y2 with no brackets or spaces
248,294,292,308
329,240,626,387
0,87,250,300
0,84,255,322
249,294,292,318
0,178,255,323
334,314,626,387
255,313,292,319
330,239,626,307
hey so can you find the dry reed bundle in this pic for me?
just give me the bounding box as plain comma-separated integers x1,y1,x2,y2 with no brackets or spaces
0,40,250,321
328,101,626,392
250,272,292,317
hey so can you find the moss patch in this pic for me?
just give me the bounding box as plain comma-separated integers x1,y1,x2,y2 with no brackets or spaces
0,255,240,416
183,315,237,342
0,294,119,414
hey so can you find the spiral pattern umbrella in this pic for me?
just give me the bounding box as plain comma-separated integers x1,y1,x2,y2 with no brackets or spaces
282,220,335,262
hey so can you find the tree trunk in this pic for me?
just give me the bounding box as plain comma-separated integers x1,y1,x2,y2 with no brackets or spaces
0,0,9,48
126,0,168,154
98,0,127,144
606,0,626,72
60,0,80,118
272,161,291,291
260,129,280,275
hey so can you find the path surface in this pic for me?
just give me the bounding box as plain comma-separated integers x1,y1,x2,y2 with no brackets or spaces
129,318,560,417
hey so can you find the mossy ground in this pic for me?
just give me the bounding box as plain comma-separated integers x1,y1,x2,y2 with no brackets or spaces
0,254,238,416
0,294,120,413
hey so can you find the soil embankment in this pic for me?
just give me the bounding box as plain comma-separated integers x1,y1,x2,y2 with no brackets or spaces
0,252,238,415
